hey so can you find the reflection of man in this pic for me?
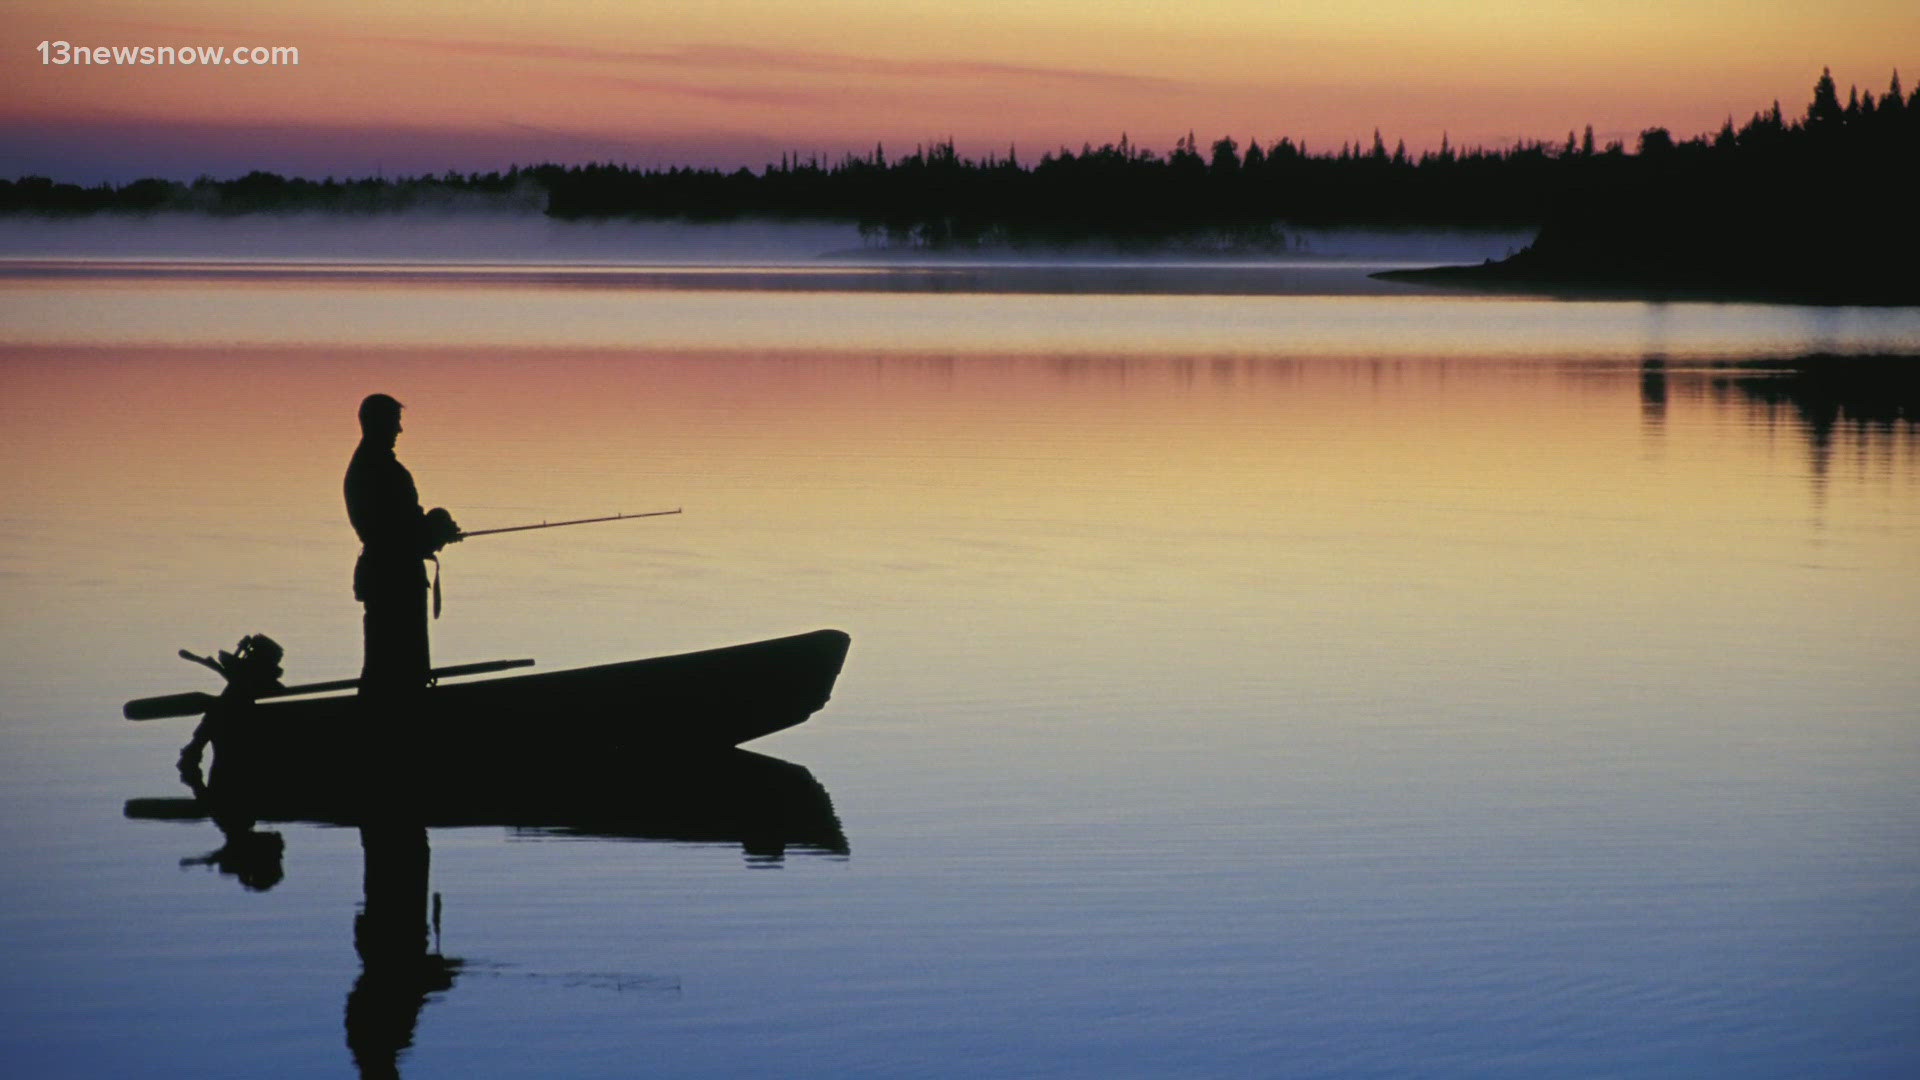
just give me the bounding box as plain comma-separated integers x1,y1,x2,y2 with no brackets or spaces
344,394,460,696
347,823,458,1079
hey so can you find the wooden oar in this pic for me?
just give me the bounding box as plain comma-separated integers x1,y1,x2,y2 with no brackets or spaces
123,658,536,721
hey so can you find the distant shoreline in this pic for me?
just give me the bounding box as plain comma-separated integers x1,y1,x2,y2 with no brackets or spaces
7,70,1912,305
1368,69,1919,309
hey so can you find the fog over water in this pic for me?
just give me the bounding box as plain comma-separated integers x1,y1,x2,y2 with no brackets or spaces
0,212,1530,275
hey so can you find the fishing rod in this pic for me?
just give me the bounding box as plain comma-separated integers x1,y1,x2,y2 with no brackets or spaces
457,508,681,539
428,508,681,618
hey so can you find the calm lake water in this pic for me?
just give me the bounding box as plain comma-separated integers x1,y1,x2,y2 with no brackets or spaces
2,224,1918,1077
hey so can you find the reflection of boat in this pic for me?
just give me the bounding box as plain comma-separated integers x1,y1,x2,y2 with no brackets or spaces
129,746,846,1078
190,629,851,777
129,749,848,857
127,747,849,861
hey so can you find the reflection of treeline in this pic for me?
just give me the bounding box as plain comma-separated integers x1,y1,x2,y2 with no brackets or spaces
1686,356,1919,482
3,70,1915,253
1380,70,1919,302
1712,355,1919,433
1640,354,1919,487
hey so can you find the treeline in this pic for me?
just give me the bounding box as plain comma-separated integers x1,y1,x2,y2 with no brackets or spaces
0,170,546,215
1384,69,1920,303
544,131,1569,245
3,69,1915,250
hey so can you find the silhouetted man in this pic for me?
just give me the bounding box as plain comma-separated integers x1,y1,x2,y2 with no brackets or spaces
345,394,460,697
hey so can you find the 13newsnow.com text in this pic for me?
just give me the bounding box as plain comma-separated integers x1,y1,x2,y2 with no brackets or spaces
36,41,300,66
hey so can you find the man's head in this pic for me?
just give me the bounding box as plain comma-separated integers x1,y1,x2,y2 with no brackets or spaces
358,393,404,444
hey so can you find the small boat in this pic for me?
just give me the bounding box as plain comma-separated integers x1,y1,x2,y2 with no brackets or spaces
194,629,852,782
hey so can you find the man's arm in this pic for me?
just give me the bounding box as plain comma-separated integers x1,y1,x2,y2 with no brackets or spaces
345,451,429,549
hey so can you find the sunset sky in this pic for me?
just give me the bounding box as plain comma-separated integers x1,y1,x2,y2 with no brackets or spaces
3,0,1914,183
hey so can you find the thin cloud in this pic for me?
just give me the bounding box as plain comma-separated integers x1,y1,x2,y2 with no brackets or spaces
382,37,1183,92
564,74,849,110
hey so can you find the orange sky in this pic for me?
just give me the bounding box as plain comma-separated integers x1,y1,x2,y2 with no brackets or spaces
3,1,1914,181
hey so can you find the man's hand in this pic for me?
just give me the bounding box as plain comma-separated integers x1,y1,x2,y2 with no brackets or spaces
424,507,463,550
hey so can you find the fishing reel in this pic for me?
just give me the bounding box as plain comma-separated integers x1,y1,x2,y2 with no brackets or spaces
424,506,462,551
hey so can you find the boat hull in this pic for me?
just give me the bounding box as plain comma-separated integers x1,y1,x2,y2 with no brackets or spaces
207,629,851,784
